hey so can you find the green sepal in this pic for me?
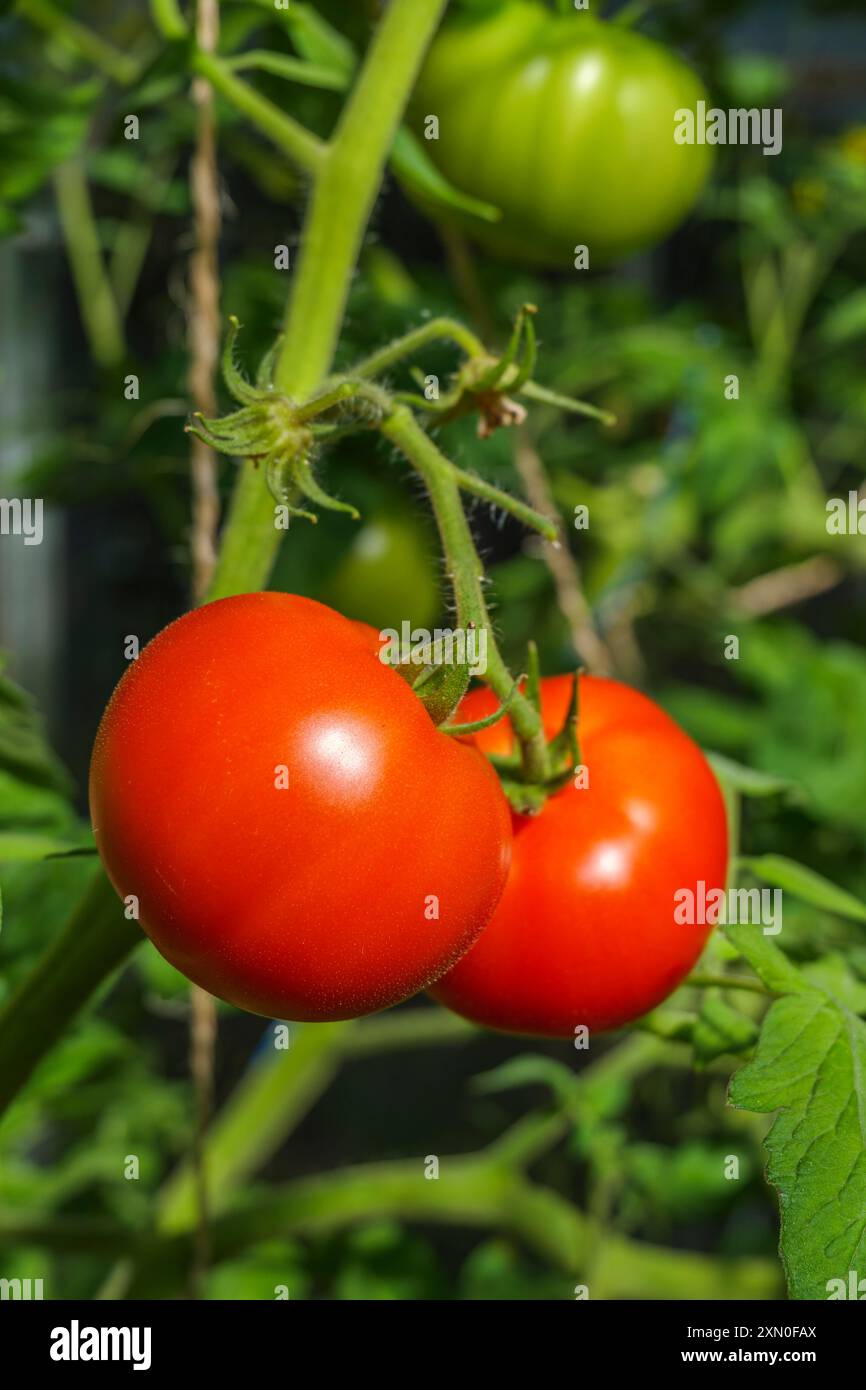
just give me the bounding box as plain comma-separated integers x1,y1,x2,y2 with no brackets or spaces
256,333,285,390
476,303,536,392
546,671,581,773
294,456,360,520
440,680,520,737
391,125,502,227
412,655,472,726
222,316,265,406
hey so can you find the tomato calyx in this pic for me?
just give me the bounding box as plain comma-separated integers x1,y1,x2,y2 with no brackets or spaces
186,317,372,524
397,303,537,439
391,303,615,436
486,654,583,815
410,651,472,725
439,677,521,737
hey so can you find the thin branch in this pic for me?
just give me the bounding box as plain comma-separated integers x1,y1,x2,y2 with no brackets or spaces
730,555,843,617
452,460,559,542
350,317,485,379
54,159,125,369
515,431,614,675
382,405,550,780
687,971,773,997
192,50,326,175
226,51,349,91
150,0,188,40
437,224,614,676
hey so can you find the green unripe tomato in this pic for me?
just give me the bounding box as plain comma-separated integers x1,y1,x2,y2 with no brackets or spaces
412,2,713,268
322,512,441,634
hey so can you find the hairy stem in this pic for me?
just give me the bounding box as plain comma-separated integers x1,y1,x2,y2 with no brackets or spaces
351,317,485,379
382,406,549,779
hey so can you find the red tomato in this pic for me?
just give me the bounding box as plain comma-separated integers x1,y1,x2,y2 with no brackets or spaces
90,593,512,1021
430,675,728,1036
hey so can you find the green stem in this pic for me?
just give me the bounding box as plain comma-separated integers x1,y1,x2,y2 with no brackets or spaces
686,971,771,997
635,1008,697,1041
520,379,615,426
157,1022,351,1233
16,0,141,83
109,162,178,319
150,0,189,41
451,463,558,541
54,161,126,370
192,51,325,174
348,1006,479,1054
7,1181,779,1302
381,406,548,779
273,6,450,392
124,1156,781,1300
156,1006,488,1233
207,0,448,600
351,317,485,379
225,51,348,91
0,872,140,1116
296,378,390,422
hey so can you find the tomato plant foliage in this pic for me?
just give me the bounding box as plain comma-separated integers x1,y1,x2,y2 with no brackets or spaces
0,0,864,1308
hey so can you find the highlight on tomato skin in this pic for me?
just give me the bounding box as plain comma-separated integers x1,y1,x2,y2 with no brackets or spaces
429,674,729,1039
88,592,513,1023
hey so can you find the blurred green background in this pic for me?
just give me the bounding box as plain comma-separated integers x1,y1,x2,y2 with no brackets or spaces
1,0,865,1300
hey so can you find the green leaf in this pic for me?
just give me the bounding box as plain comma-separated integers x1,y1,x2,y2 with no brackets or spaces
725,922,809,995
391,126,501,225
472,1054,577,1106
802,956,866,1015
740,855,866,924
626,1140,756,1221
0,833,92,863
0,76,96,209
734,628,866,840
692,992,760,1063
817,286,866,346
204,1239,309,1301
0,656,74,802
282,2,356,76
706,752,797,800
729,988,866,1299
459,1239,569,1301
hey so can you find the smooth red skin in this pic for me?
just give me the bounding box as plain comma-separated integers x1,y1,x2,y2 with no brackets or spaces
430,675,728,1037
89,594,512,1021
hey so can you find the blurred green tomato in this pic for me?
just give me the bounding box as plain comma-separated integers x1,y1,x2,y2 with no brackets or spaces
412,2,713,267
322,513,441,632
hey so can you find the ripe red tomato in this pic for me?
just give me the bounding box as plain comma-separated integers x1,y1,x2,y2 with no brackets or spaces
412,2,713,267
430,675,728,1036
90,593,512,1021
